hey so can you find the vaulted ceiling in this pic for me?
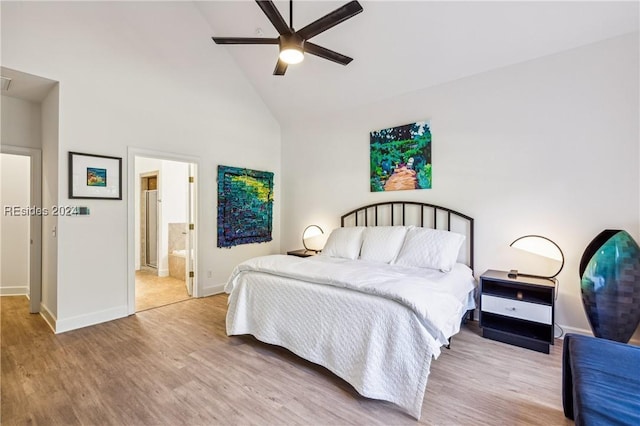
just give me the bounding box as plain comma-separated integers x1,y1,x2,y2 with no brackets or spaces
198,1,639,126
2,1,638,127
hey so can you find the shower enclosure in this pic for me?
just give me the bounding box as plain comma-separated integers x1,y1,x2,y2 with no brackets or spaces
145,189,158,268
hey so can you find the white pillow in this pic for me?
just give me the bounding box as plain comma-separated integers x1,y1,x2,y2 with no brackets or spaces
360,226,409,263
394,227,465,272
320,227,365,260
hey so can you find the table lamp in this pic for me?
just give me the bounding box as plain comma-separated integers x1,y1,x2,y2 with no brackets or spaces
302,225,326,253
508,235,564,281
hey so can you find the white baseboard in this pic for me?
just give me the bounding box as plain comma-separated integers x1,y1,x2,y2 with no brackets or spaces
201,283,225,297
558,324,640,345
55,305,128,334
557,324,592,337
39,302,57,333
0,286,28,296
158,268,169,278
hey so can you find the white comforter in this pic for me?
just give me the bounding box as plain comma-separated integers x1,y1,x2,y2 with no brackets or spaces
225,255,476,419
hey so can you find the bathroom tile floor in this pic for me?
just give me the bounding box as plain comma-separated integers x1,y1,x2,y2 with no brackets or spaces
135,270,190,312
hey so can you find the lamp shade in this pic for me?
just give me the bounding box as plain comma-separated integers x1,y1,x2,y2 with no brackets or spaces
511,235,563,261
302,225,326,252
509,235,564,279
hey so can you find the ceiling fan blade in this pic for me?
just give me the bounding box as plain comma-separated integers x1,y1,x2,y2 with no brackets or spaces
256,0,291,35
305,42,353,65
212,37,279,45
273,59,288,76
297,1,363,41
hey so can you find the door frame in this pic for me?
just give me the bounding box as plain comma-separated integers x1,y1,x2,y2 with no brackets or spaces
1,145,42,313
139,172,159,270
127,147,199,315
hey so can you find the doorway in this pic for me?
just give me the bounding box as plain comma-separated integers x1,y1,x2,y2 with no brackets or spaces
129,153,197,313
0,147,42,313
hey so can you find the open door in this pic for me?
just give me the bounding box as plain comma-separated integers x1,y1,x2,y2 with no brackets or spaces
28,151,42,313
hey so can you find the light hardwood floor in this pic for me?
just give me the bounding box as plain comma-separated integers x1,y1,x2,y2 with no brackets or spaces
135,269,190,312
1,295,572,425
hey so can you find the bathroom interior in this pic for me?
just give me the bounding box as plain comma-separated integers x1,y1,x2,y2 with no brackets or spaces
135,156,194,312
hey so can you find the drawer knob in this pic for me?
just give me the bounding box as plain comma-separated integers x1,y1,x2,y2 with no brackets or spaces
506,307,516,311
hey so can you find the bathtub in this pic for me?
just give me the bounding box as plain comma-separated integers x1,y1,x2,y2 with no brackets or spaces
168,250,187,281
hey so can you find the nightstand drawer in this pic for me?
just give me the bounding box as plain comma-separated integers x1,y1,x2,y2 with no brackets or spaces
481,294,552,325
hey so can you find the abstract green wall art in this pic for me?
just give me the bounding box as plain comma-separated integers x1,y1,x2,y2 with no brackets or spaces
217,165,274,248
370,121,432,192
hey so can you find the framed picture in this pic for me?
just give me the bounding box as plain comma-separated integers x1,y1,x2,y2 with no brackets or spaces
68,152,122,199
217,165,274,248
370,120,432,192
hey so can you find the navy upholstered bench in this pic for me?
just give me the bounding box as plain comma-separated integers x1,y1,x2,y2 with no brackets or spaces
563,333,640,425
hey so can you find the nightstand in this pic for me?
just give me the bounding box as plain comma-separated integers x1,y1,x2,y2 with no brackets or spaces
479,269,555,353
286,249,317,258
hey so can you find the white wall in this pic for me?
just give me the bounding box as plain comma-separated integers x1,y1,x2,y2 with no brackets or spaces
0,153,30,295
281,34,640,337
2,2,281,332
1,96,41,149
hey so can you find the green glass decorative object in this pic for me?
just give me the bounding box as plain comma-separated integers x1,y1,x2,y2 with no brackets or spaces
579,230,640,343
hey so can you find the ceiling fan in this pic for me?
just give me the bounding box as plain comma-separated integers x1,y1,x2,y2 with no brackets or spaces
211,0,363,76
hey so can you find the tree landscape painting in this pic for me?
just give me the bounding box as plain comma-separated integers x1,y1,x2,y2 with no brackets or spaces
86,167,107,187
370,121,432,192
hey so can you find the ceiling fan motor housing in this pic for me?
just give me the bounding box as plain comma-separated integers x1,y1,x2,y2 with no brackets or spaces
279,33,305,52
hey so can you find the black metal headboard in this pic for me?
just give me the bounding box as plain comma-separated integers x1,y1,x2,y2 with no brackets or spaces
340,201,474,272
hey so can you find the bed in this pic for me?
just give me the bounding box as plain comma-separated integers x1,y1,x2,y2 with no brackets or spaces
225,202,476,419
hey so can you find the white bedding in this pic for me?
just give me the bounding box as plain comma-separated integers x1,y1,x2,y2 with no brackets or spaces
225,254,476,419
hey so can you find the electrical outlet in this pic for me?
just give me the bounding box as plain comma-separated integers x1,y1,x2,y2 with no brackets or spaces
207,270,212,279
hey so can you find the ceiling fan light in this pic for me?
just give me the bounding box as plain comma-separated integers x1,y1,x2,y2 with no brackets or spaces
279,47,304,64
